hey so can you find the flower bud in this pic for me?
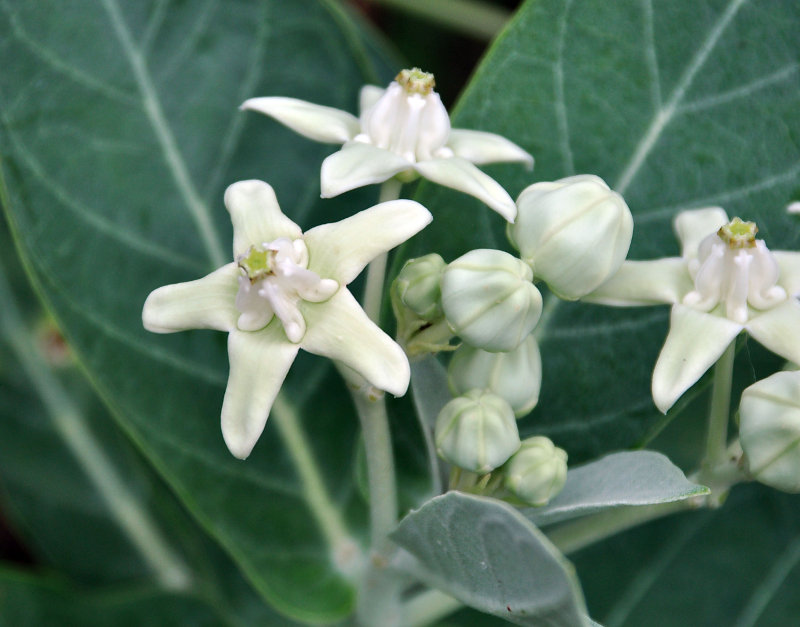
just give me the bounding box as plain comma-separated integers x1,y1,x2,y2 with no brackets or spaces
435,390,520,474
394,254,446,321
441,249,542,352
740,371,800,493
448,335,542,417
504,436,568,506
507,175,633,300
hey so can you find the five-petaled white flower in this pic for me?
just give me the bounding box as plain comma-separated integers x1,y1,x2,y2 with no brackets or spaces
588,207,800,414
241,68,533,222
143,180,432,459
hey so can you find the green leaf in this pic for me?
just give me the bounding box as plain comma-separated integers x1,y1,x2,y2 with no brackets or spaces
525,451,708,527
392,491,590,626
411,0,800,461
0,1,397,621
575,484,800,627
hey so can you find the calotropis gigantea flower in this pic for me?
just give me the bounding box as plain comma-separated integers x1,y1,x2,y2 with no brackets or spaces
143,180,432,459
587,207,800,414
241,68,533,222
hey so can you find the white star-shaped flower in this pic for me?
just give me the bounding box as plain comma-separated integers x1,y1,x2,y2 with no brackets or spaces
241,68,532,222
588,207,800,414
143,180,432,458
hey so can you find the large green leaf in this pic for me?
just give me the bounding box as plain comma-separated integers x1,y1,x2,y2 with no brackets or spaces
393,491,590,627
525,451,707,527
411,0,800,462
574,484,800,626
0,1,399,621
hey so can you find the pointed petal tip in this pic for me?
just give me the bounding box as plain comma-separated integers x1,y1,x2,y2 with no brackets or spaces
222,429,257,460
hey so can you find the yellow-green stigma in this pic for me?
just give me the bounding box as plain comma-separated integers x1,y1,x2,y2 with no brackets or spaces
396,68,435,95
237,245,272,282
718,217,757,249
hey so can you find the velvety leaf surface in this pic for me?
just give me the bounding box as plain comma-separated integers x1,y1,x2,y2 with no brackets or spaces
525,451,708,527
410,0,800,462
574,484,800,627
393,491,589,626
0,1,397,621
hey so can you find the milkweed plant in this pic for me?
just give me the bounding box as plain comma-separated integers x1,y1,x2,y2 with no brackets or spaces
2,2,800,626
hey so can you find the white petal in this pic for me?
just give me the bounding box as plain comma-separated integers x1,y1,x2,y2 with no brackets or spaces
673,207,728,259
221,326,300,459
240,97,360,144
301,289,410,396
304,199,432,285
447,129,533,168
414,157,516,222
774,251,800,297
359,85,386,115
224,180,302,257
143,263,240,333
583,258,691,306
652,305,742,414
747,299,800,365
320,142,412,197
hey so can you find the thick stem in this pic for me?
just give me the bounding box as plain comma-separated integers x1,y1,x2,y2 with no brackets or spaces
405,589,463,627
700,340,736,489
547,498,702,556
362,179,403,323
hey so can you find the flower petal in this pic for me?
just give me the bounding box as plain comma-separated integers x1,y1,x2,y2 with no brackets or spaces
673,207,728,259
304,200,432,285
747,299,800,365
583,258,691,306
320,142,412,197
359,85,385,114
143,263,240,333
774,251,800,297
301,289,410,396
221,326,300,459
240,96,360,144
225,180,302,257
414,157,517,222
652,304,742,414
447,129,533,168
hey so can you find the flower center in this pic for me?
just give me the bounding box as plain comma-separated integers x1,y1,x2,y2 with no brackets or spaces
683,218,786,323
234,238,338,342
356,67,452,163
396,68,435,96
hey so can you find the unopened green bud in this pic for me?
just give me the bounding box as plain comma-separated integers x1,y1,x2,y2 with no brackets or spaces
507,175,633,300
441,249,542,352
395,254,446,321
435,390,520,474
504,436,568,506
448,335,541,417
740,371,800,493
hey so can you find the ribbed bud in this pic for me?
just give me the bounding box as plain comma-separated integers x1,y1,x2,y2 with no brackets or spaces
394,254,446,321
435,390,520,474
740,371,800,493
441,249,542,352
448,335,542,417
507,175,633,300
504,436,568,506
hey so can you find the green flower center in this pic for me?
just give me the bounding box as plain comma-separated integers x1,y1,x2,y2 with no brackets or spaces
718,217,757,249
237,245,273,282
396,68,435,95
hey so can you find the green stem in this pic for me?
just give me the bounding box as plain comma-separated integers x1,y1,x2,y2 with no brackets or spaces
362,0,511,40
700,340,736,488
405,589,463,627
547,498,702,556
362,179,403,323
0,260,192,591
271,393,362,575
